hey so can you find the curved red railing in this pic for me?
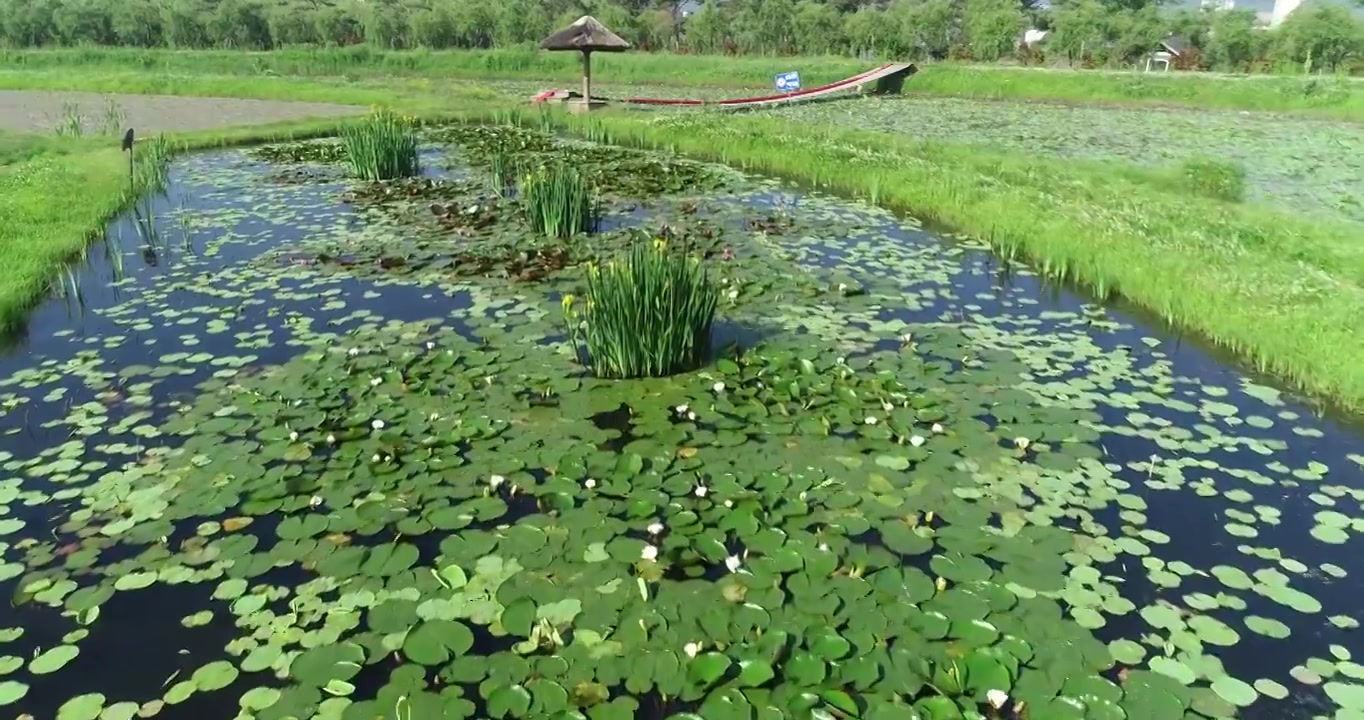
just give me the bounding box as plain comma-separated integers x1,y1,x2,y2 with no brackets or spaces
531,63,911,108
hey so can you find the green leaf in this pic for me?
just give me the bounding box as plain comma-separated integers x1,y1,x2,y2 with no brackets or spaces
821,689,860,716
501,597,537,637
687,652,732,688
735,659,775,687
487,683,532,718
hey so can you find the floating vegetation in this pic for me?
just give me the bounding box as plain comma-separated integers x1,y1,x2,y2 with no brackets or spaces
565,234,718,379
340,110,420,181
250,139,348,165
520,163,598,239
1,123,1363,720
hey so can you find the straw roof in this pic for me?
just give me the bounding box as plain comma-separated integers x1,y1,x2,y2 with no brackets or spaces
539,15,632,53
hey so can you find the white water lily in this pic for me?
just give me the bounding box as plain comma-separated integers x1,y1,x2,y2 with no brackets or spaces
347,347,359,356
326,434,336,444
640,545,659,562
881,401,893,412
986,689,1008,709
489,474,506,490
428,412,441,421
864,416,877,425
675,404,689,413
909,434,926,447
647,522,665,535
585,478,597,489
289,431,299,442
371,419,385,430
309,495,324,509
712,381,725,393
370,377,382,387
723,500,733,508
818,543,829,552
371,454,381,463
683,642,700,658
687,411,697,421
931,423,944,434
426,341,435,350
724,555,743,573
837,283,848,293
726,289,739,301
694,485,709,498
1014,437,1031,450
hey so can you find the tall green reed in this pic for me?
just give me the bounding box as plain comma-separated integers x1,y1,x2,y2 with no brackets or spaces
562,234,719,379
341,109,420,181
520,163,598,239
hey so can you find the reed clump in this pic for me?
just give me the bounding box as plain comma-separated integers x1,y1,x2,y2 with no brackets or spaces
521,162,598,238
341,109,420,181
563,235,718,379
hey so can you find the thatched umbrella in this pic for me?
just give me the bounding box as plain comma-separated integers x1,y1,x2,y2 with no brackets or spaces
539,15,631,107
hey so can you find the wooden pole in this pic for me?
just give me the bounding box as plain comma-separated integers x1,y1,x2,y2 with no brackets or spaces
582,51,592,103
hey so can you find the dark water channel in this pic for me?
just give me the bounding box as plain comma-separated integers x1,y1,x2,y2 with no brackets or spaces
0,145,1360,719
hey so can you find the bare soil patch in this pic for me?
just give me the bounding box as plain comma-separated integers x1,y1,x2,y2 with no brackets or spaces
0,90,363,135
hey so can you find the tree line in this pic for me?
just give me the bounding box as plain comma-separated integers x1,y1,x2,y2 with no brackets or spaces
1,0,1361,73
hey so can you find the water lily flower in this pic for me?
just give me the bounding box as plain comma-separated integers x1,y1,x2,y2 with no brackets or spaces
647,522,665,535
426,341,435,350
986,690,1008,709
694,485,708,498
910,434,926,447
712,381,725,393
641,544,659,562
818,543,829,552
725,555,743,573
309,496,324,509
428,412,441,421
837,283,848,294
687,411,697,421
1014,437,1031,450
489,475,506,490
684,642,701,658
383,455,393,463
370,377,382,387
864,416,877,425
371,453,381,463
881,401,893,412
289,431,299,442
726,289,739,301
371,419,385,430
326,434,336,444
675,404,689,413
723,500,733,508
585,478,597,489
932,423,944,434
348,347,359,356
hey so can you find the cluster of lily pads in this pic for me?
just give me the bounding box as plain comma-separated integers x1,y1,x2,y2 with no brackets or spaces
0,119,1360,720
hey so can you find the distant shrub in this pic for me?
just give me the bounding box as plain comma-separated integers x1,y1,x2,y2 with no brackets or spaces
520,163,598,239
563,235,718,379
1180,157,1247,202
341,110,419,181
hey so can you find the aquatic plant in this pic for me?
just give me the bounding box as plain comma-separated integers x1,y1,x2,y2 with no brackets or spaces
520,163,598,239
563,235,718,379
1180,157,1247,203
341,110,420,181
488,151,518,195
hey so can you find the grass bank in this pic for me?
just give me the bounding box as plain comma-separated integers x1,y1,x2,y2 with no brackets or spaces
4,72,1362,409
5,47,1364,120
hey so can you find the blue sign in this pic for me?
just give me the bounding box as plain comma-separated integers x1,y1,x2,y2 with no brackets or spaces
775,71,801,93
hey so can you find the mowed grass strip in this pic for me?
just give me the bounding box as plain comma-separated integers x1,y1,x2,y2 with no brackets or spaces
4,47,1364,120
3,71,1361,408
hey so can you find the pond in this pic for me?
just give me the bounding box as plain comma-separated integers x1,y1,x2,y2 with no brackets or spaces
0,122,1361,720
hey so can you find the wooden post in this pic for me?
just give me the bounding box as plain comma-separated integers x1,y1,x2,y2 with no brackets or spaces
582,51,592,102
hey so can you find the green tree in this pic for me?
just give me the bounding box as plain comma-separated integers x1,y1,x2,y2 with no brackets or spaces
1273,3,1361,72
897,0,958,59
1049,0,1112,64
52,0,116,44
207,0,272,47
161,0,211,47
965,0,1025,61
267,2,323,45
110,0,164,46
0,0,58,45
683,0,730,53
1207,8,1256,70
791,0,844,55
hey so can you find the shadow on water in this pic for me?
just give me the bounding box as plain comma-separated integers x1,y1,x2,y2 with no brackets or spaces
1,144,1362,719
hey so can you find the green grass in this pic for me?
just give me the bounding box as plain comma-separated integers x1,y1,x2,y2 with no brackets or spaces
521,163,599,239
5,47,1364,120
3,71,1362,409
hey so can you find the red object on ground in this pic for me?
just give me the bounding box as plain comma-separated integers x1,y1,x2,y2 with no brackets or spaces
530,63,914,109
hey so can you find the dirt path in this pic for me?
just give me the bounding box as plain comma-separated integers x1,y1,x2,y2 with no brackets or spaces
0,90,363,135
